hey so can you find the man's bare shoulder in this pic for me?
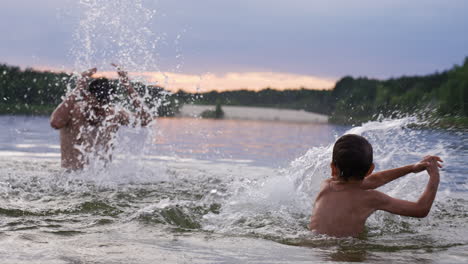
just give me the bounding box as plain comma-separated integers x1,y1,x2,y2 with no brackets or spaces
105,108,129,125
57,102,91,131
70,102,85,114
69,103,87,121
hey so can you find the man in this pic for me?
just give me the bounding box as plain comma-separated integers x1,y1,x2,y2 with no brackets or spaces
50,65,152,170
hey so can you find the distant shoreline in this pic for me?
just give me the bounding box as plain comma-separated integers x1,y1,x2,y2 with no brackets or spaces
0,103,329,124
1,103,466,129
177,104,329,123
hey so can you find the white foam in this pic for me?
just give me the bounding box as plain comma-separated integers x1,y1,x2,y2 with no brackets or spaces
202,116,467,238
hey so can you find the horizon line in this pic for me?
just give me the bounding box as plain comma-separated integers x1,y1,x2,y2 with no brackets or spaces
4,63,336,93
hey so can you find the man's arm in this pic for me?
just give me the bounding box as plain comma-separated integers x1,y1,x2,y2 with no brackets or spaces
112,63,152,126
372,157,441,218
362,156,443,189
50,97,74,129
50,68,97,129
127,86,152,126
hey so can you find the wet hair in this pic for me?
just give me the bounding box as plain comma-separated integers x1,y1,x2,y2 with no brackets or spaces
88,78,115,104
332,134,373,181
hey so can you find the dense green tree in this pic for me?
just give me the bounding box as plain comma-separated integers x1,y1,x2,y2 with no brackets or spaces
438,58,468,116
1,56,467,127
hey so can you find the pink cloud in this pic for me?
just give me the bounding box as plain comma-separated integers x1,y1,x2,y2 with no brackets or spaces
95,71,336,92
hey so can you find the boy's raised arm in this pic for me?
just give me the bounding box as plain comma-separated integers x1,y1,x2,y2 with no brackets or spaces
362,156,443,189
372,157,441,218
362,165,414,189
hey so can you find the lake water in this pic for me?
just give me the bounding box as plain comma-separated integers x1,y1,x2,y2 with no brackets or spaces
0,115,467,263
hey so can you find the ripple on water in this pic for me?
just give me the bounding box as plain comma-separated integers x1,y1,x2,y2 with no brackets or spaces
0,117,467,263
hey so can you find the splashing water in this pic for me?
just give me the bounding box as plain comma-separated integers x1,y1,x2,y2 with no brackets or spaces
202,116,468,244
2,0,467,260
1,115,467,262
64,0,171,173
72,0,159,73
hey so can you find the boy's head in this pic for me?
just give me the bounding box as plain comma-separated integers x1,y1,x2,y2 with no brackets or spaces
332,134,373,181
88,78,115,105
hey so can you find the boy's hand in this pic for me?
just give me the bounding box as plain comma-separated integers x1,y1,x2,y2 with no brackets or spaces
412,156,443,173
426,157,441,178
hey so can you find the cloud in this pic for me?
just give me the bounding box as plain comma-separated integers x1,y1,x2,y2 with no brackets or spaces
2,0,468,80
94,71,335,92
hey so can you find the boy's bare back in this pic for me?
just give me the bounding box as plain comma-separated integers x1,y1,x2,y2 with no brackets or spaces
309,179,379,237
308,134,442,238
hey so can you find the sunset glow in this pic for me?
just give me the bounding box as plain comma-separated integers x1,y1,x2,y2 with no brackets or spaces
95,71,336,92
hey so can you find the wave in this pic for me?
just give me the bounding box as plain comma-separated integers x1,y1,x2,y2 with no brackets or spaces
202,116,468,243
0,116,467,250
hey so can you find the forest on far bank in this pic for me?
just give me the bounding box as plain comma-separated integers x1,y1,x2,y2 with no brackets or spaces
0,57,467,127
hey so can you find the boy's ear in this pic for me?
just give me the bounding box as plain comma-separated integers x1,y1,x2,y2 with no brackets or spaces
366,163,375,176
330,162,339,178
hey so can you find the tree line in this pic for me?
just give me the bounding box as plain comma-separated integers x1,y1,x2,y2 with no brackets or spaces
0,64,180,116
0,65,70,114
0,57,467,126
191,57,468,126
330,58,467,125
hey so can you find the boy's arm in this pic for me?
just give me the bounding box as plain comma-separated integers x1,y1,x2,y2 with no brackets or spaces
372,158,441,218
362,156,443,189
362,165,414,189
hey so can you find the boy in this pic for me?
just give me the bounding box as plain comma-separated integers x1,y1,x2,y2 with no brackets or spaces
309,134,442,237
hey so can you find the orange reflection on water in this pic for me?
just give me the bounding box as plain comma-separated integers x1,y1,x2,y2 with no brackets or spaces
151,117,339,167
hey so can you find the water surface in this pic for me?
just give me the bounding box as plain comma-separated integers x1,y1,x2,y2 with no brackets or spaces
0,115,467,263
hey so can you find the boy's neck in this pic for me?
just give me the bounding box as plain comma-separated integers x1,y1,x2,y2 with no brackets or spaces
332,176,363,185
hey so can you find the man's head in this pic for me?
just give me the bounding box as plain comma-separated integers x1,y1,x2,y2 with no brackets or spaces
88,78,115,105
332,134,374,181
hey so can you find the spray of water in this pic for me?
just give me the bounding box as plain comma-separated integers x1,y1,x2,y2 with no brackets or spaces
1,114,466,251
8,0,463,247
72,0,159,72
202,116,467,242
64,0,172,173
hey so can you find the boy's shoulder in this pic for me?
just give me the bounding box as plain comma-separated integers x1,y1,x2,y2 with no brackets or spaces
318,178,333,192
315,178,332,201
318,178,386,201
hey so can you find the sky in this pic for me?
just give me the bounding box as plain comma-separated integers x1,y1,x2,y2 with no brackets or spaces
1,0,467,92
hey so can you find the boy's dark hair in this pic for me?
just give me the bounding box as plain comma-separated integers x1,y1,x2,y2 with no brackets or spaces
332,134,373,181
88,78,115,104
